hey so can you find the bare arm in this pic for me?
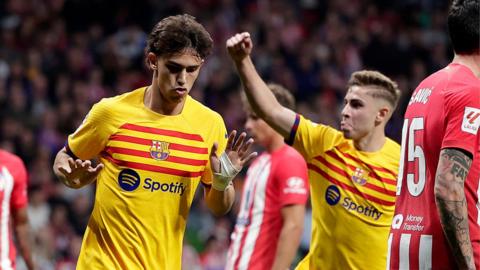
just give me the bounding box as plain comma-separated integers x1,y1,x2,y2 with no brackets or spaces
227,32,296,139
205,131,257,216
204,184,235,216
12,207,34,270
434,148,475,270
271,204,305,270
53,147,103,189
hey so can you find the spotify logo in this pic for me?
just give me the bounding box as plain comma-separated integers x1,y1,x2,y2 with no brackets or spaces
325,185,341,205
118,169,141,191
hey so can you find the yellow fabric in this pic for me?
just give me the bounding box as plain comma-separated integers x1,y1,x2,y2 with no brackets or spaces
68,87,227,269
294,115,400,270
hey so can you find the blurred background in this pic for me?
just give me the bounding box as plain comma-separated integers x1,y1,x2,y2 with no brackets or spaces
0,0,452,269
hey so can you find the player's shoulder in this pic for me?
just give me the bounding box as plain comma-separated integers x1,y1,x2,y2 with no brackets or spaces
283,144,306,159
0,149,20,161
99,87,144,107
0,150,25,170
93,87,144,115
298,115,344,139
448,63,479,81
427,64,480,95
446,64,480,90
382,138,401,162
185,96,224,122
275,145,307,164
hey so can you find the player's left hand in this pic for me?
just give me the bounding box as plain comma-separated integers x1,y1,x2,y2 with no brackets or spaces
210,130,257,175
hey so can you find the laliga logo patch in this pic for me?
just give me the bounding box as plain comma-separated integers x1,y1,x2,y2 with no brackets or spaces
150,140,170,161
351,168,367,186
462,107,480,135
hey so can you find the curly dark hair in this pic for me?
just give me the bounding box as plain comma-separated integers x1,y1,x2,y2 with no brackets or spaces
145,14,213,61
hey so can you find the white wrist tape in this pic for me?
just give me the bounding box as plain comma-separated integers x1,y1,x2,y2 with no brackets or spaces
212,152,240,191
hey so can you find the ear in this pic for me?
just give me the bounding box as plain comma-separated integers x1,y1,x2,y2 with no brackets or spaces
375,106,390,124
147,52,158,70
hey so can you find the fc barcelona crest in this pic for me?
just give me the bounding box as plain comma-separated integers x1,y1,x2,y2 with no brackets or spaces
150,140,170,161
351,167,367,186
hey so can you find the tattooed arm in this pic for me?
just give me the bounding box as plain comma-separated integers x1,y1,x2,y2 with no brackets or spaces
434,148,475,270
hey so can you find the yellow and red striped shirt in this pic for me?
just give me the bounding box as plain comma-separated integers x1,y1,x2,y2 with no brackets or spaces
291,115,400,270
67,87,227,270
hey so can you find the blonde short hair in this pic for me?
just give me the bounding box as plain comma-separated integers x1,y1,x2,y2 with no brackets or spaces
347,70,401,109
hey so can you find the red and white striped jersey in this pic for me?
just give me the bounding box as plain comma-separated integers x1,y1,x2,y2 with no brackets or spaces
388,63,480,270
226,145,309,270
0,150,28,270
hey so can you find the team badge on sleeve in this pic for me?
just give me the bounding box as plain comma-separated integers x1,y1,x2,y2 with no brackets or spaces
283,177,307,194
150,140,170,161
461,107,480,135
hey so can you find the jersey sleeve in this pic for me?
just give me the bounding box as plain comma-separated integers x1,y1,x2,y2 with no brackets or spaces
275,148,309,206
67,99,115,160
442,85,480,155
287,114,344,160
10,156,28,210
201,114,228,186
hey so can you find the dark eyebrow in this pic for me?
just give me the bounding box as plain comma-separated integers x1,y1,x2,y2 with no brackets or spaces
351,98,365,104
165,60,201,69
345,97,364,104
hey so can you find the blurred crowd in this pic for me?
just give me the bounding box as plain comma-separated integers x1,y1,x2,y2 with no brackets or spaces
0,0,452,269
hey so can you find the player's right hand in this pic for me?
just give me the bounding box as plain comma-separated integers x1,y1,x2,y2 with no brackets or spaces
57,158,103,189
226,32,253,63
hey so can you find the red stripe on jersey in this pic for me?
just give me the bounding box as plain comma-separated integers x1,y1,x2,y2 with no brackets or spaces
326,151,397,186
110,135,208,154
104,146,207,166
342,152,397,178
307,162,395,206
315,155,396,197
120,123,204,142
102,153,204,178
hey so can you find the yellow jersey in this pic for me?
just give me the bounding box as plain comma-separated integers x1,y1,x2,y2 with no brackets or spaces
290,115,399,270
67,87,227,269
